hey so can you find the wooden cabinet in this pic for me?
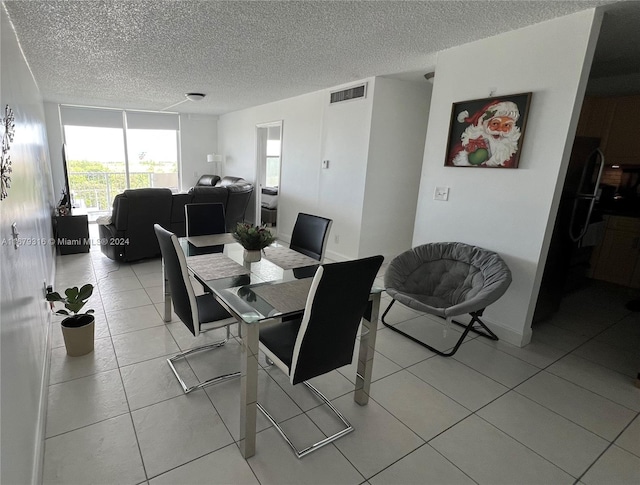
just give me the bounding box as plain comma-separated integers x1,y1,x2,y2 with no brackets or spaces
591,215,640,288
577,95,640,165
601,95,640,165
576,96,616,139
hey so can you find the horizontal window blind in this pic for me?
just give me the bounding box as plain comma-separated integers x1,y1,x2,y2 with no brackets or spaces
60,105,179,131
126,110,179,130
60,106,123,128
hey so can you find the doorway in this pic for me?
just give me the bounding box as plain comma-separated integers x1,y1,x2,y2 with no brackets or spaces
255,121,283,230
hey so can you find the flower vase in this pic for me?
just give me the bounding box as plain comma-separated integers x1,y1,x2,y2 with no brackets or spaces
244,249,262,263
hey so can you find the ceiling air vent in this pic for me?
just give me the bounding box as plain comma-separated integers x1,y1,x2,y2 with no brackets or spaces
330,83,367,104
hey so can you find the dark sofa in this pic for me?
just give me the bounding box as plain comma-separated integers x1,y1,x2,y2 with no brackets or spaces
99,176,253,262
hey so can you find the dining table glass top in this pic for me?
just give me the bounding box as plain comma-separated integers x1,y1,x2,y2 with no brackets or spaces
179,235,383,325
179,236,321,323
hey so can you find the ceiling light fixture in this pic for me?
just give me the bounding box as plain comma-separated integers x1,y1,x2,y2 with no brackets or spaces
185,92,206,101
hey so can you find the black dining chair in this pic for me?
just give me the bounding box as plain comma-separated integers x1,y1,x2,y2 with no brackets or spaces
185,202,226,255
154,224,240,393
185,202,226,236
258,254,384,458
289,212,333,262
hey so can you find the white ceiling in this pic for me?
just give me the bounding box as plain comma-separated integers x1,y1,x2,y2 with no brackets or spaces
4,0,638,116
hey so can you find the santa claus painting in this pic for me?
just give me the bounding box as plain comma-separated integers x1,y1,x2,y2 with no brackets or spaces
445,93,531,168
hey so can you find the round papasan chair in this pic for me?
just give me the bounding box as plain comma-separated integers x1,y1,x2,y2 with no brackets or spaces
382,242,512,357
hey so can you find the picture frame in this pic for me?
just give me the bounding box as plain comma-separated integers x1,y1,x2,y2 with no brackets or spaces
444,92,532,168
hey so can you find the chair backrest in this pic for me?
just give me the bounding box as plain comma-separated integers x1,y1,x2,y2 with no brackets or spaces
154,224,200,336
185,202,226,237
289,213,333,261
289,255,383,384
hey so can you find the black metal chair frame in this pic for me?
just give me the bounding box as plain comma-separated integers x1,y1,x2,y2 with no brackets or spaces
381,301,498,357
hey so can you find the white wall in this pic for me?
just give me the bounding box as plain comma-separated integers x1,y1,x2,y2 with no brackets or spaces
360,77,431,258
317,81,375,259
179,113,219,190
218,77,431,260
413,9,603,346
218,89,330,247
1,7,56,484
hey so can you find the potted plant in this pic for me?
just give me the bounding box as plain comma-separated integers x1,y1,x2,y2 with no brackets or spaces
232,222,275,262
46,284,95,356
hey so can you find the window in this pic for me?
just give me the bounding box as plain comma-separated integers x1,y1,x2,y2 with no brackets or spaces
60,106,179,221
63,126,126,217
265,137,281,188
126,129,178,192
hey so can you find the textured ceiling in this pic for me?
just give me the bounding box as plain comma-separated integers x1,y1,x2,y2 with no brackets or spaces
3,0,637,115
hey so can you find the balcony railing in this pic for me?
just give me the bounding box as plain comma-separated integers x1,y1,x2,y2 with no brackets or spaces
69,171,179,221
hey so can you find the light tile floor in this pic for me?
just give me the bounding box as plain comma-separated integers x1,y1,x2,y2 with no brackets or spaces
42,237,640,484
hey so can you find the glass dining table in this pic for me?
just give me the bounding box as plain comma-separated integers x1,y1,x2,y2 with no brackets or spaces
161,234,383,458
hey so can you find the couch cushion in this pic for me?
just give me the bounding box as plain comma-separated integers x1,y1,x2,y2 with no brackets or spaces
170,192,194,237
225,183,254,232
170,193,193,224
120,188,173,261
216,176,245,187
195,174,221,186
190,186,229,205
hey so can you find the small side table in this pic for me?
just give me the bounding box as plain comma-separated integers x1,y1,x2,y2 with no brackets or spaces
54,214,90,255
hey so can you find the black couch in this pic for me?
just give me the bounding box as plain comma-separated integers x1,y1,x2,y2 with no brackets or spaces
99,176,253,262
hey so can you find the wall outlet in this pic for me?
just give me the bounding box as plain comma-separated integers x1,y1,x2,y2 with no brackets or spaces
322,160,330,169
434,186,449,201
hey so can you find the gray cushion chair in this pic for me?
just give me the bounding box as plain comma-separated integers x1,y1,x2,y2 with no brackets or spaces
383,242,512,356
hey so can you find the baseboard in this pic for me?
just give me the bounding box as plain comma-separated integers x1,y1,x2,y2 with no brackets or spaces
32,309,52,485
32,263,55,484
324,248,350,262
482,316,531,347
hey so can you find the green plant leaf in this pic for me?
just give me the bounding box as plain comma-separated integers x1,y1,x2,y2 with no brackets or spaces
55,310,69,315
77,284,93,300
46,292,64,302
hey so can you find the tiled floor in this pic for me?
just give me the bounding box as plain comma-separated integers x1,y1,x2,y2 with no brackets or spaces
42,236,640,484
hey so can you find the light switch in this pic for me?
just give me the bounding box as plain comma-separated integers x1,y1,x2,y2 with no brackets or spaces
322,160,330,169
434,186,449,201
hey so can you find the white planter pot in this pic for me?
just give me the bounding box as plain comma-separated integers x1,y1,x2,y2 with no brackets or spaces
61,314,95,357
243,249,262,263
